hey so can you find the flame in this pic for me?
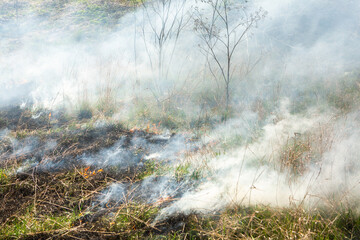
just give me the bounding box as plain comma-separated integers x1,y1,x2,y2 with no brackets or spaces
130,127,139,133
130,122,161,134
80,167,103,178
154,196,173,206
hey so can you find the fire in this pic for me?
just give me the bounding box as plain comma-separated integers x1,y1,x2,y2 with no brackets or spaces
1,172,7,178
130,122,161,134
154,196,173,206
130,127,139,133
146,122,161,134
80,167,103,179
152,122,161,134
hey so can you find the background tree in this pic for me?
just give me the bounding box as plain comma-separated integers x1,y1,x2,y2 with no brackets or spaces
194,0,266,120
140,0,190,102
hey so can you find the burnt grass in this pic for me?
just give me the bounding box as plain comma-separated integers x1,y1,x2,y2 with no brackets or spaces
2,106,359,239
0,105,197,239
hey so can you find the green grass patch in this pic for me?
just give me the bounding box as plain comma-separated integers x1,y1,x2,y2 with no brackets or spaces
0,168,10,185
1,206,79,237
106,203,159,233
137,160,172,180
162,206,354,239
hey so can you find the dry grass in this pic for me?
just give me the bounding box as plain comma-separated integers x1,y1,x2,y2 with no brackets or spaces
279,122,334,180
1,0,360,239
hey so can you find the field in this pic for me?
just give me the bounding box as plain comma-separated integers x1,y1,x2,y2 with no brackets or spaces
1,0,360,239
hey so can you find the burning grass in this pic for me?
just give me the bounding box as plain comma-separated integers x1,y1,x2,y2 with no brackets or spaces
0,105,199,238
0,0,360,239
0,105,359,239
1,106,360,239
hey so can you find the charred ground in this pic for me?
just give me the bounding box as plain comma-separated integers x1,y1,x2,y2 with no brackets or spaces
1,103,359,240
0,105,202,239
2,0,360,239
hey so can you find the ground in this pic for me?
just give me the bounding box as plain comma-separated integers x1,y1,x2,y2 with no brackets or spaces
1,0,360,239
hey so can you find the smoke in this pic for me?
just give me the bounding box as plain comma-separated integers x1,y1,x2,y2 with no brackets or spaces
253,0,360,71
307,112,360,209
88,132,200,206
1,0,360,221
81,132,198,169
82,136,142,169
98,183,127,207
98,175,191,208
11,136,40,158
156,108,360,221
1,134,58,173
1,0,358,113
156,101,322,217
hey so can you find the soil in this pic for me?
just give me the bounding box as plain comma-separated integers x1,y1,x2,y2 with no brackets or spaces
0,105,195,239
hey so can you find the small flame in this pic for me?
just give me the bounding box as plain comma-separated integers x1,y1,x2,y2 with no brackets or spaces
80,167,103,179
130,127,139,133
154,196,173,206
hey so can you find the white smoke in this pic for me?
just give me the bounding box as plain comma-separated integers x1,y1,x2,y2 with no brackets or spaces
155,107,360,220
1,0,360,221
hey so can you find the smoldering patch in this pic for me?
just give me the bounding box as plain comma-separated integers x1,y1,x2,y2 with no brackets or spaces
90,175,195,218
81,132,199,170
1,0,360,238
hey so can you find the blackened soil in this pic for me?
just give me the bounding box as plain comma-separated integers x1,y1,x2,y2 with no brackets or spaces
0,106,49,131
0,105,196,239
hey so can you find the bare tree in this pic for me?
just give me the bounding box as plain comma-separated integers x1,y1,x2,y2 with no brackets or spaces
139,0,190,101
194,0,266,120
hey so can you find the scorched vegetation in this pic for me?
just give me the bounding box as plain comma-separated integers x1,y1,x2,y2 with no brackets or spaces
1,0,360,239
